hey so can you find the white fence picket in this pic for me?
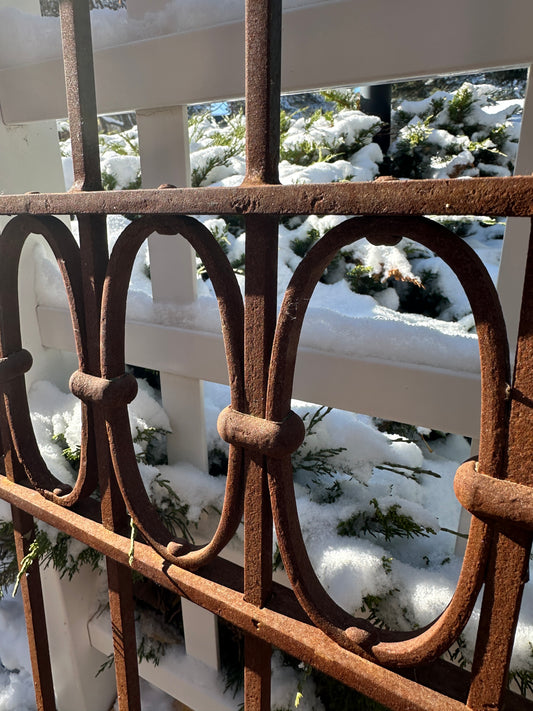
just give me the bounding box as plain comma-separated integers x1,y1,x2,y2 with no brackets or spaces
497,68,533,357
136,101,219,676
2,1,533,124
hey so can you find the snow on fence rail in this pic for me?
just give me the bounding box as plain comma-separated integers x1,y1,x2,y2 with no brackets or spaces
1,0,533,709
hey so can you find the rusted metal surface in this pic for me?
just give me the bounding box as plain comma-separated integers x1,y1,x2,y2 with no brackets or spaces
241,2,282,704
465,222,533,710
455,462,533,529
65,2,140,709
2,175,533,216
0,1,532,710
0,413,56,711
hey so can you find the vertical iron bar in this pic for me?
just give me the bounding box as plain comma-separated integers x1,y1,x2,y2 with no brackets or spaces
59,0,101,193
58,3,141,709
243,0,282,186
59,0,107,325
242,0,282,708
245,634,273,711
106,558,141,710
242,227,277,708
467,220,533,710
0,408,56,711
243,215,279,608
11,505,57,711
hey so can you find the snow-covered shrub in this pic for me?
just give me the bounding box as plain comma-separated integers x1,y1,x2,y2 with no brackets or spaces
189,111,246,187
178,82,518,323
390,82,521,180
56,80,521,325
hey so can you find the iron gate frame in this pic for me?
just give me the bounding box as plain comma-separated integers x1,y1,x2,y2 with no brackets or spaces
0,1,532,710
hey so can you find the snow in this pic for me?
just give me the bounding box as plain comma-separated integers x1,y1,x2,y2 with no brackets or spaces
35,210,482,375
101,154,139,189
155,462,226,523
271,652,325,711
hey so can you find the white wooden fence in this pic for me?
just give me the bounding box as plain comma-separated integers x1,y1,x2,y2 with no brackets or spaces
1,0,532,708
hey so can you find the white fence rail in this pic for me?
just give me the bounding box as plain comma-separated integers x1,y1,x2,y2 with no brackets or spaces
1,0,533,708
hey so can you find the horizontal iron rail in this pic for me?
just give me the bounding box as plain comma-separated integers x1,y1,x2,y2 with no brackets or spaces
2,475,530,711
0,474,470,711
1,175,533,216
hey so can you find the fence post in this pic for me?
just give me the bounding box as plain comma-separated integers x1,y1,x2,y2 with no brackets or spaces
497,65,533,359
0,67,72,388
359,84,391,157
39,565,117,711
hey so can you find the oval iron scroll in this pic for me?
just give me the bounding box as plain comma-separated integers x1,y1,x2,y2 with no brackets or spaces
263,215,510,664
0,215,98,505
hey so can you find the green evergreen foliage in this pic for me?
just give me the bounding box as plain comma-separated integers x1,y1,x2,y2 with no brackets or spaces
133,425,170,466
101,171,118,191
7,527,102,599
218,618,245,699
320,88,360,112
197,220,230,277
96,598,184,677
290,227,321,258
292,407,348,504
208,446,229,477
52,432,81,471
509,646,533,697
445,635,469,670
391,116,434,178
337,498,437,541
129,518,137,567
190,112,246,186
280,104,381,166
389,81,519,181
0,522,19,596
373,419,420,440
446,86,476,128
280,138,335,166
136,634,168,667
149,473,194,543
345,264,389,296
374,462,441,484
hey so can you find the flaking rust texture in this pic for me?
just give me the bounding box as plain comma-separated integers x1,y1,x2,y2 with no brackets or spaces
2,176,533,217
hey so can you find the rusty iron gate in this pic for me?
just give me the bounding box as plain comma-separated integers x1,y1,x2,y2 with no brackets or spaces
0,1,532,709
